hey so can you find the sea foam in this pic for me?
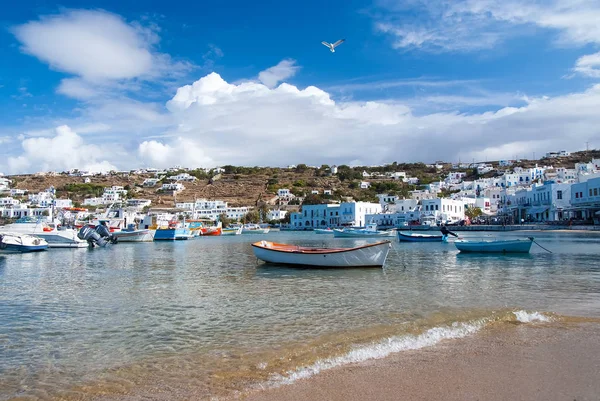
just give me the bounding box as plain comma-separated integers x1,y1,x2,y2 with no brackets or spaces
268,320,484,387
513,310,552,323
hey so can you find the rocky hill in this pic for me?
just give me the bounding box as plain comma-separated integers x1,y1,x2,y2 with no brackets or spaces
6,150,597,210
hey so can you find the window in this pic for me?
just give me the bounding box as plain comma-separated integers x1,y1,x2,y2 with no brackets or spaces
595,188,599,196
557,190,562,200
590,189,593,197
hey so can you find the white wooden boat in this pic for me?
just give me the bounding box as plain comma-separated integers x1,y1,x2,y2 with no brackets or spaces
333,224,395,238
251,240,391,267
0,233,48,253
454,238,534,253
242,224,270,234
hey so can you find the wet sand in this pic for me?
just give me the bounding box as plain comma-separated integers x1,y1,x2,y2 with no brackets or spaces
234,322,600,401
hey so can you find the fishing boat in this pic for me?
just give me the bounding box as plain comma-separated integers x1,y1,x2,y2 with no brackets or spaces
242,223,270,234
154,221,193,240
0,233,49,253
251,240,391,267
111,224,154,242
454,237,534,253
1,217,87,248
222,226,242,235
397,231,445,242
314,228,334,234
333,224,395,238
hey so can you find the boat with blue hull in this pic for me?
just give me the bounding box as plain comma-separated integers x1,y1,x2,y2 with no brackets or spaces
154,228,193,240
0,233,48,253
397,231,445,242
454,237,534,253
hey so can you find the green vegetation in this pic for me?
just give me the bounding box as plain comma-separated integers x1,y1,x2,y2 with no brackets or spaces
465,207,483,219
61,183,104,197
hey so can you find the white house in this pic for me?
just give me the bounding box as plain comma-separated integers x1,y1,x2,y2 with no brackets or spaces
267,209,287,221
360,181,371,189
168,173,196,182
127,199,152,210
10,189,27,196
420,198,465,225
545,150,570,158
323,189,333,196
143,178,159,187
290,201,381,228
160,183,185,192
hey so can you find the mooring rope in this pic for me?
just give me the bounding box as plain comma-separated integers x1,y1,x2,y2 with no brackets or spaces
528,237,553,253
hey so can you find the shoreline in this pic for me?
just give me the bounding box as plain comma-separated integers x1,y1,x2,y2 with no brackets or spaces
231,321,600,401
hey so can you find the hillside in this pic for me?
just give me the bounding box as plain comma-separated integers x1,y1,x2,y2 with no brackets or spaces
5,150,598,209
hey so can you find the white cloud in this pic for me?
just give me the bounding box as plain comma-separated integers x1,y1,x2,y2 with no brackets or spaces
257,59,300,88
12,9,192,100
4,72,600,174
0,136,13,145
7,125,117,174
574,51,600,78
375,0,600,52
157,73,600,168
138,138,214,169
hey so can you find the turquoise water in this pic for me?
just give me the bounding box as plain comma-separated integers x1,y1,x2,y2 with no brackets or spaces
1,231,599,400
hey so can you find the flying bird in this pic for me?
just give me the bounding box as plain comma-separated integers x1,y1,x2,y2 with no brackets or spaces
322,39,345,53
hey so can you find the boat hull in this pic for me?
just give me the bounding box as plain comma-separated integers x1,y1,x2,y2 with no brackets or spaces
454,239,533,253
314,229,334,234
252,240,391,267
112,229,154,242
222,227,242,235
398,232,444,242
242,228,270,234
154,228,193,240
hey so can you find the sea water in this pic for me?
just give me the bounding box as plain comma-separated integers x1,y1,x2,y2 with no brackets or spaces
1,230,599,400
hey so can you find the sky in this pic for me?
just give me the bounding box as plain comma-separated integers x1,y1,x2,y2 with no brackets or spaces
1,0,599,174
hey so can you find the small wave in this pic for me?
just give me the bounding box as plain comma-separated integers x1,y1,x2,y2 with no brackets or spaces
267,320,484,387
513,310,552,323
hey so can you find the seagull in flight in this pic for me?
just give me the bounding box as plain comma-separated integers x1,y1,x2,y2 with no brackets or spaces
322,39,345,53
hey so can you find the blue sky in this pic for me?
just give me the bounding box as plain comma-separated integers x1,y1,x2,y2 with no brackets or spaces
1,0,600,173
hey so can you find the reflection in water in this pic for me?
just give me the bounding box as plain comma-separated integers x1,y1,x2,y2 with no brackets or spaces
0,230,599,399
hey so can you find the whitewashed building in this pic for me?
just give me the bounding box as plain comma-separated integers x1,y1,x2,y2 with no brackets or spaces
570,176,600,222
267,209,287,221
420,198,465,225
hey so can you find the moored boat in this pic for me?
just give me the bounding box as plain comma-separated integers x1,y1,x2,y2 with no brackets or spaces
1,217,87,248
314,228,334,234
242,224,270,234
333,224,395,238
0,233,48,253
454,237,534,253
398,231,444,242
112,224,154,242
251,240,392,267
154,221,193,240
222,226,242,235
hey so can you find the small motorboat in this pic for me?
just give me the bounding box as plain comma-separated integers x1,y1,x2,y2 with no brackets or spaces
0,233,48,253
242,224,270,234
333,224,395,238
112,224,154,242
454,237,534,253
222,226,242,235
314,228,334,234
397,231,445,242
251,240,391,267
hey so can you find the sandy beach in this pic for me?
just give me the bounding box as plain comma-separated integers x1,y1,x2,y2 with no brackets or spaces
234,321,600,401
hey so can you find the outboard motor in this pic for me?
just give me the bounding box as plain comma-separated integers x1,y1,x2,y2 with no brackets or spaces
78,225,108,248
